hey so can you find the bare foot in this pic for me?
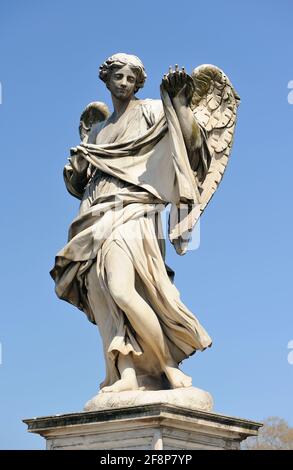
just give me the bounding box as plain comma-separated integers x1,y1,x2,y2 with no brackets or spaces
101,375,139,393
165,365,192,389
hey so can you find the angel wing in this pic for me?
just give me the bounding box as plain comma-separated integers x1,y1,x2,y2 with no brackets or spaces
63,101,110,199
79,101,110,142
190,64,240,214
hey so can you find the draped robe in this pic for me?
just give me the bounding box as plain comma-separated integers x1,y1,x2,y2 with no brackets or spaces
51,90,212,388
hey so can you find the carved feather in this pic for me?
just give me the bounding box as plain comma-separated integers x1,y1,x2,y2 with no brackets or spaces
79,101,110,142
191,64,240,213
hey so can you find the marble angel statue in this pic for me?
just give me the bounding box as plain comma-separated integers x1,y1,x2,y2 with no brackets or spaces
51,53,240,394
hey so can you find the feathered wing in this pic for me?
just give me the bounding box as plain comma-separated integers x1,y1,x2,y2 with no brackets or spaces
64,101,110,199
190,64,240,214
79,101,110,142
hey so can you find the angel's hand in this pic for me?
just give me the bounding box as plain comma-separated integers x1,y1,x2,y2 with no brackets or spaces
69,147,88,174
70,145,89,156
161,65,194,106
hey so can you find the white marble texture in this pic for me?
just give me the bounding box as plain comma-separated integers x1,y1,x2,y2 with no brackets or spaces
84,386,213,413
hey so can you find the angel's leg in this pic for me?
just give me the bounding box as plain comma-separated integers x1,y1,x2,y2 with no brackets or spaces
103,242,192,391
101,353,138,393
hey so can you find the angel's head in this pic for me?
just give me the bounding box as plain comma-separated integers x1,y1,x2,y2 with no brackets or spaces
99,53,147,99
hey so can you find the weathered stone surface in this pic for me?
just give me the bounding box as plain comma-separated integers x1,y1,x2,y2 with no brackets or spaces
23,405,261,450
84,386,213,413
50,53,240,394
25,53,247,452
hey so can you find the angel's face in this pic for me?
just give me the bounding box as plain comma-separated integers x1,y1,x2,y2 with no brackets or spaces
107,65,137,101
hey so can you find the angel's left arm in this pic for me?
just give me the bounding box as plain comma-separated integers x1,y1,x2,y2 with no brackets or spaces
173,96,211,182
173,98,202,160
162,66,210,179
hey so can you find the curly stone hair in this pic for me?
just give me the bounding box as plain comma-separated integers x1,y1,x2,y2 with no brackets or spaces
99,53,147,94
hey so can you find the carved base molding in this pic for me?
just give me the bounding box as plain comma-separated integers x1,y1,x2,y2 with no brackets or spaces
24,402,261,450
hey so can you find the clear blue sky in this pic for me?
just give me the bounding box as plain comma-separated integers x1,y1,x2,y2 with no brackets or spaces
0,0,292,449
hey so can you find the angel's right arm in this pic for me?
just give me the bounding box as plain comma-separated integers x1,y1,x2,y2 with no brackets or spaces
63,151,89,200
63,103,110,199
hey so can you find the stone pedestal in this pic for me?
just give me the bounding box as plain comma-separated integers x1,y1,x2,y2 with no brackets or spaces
24,390,261,450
